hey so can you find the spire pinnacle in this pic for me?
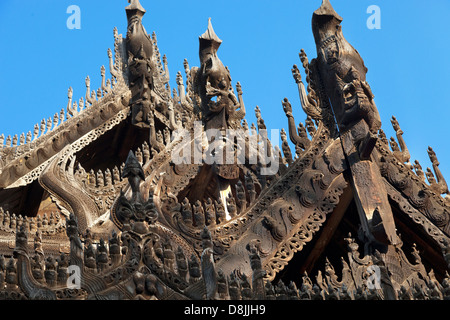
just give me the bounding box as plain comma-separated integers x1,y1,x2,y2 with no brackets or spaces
313,0,342,22
126,0,146,14
199,18,223,63
199,18,222,45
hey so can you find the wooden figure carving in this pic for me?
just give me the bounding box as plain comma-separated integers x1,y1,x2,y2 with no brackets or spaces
194,18,245,131
111,151,158,232
312,0,381,134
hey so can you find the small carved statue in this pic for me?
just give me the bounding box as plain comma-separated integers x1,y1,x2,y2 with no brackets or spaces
194,18,245,131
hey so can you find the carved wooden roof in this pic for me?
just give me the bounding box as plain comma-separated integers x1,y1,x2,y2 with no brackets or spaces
0,0,449,301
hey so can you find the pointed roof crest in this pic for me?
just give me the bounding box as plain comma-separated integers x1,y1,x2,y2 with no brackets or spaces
313,0,342,22
199,18,223,62
199,18,223,44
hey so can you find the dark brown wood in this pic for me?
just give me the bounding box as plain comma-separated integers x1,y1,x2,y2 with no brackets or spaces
302,183,354,274
0,0,448,301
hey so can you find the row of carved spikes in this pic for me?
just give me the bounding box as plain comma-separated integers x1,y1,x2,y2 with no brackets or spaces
295,268,450,301
74,227,266,299
84,165,125,189
175,59,195,110
1,228,122,289
0,248,73,289
173,58,201,112
75,129,183,191
251,97,317,171
0,29,122,151
379,116,449,197
261,274,450,300
75,227,202,289
0,208,64,234
81,230,200,285
77,142,155,190
177,173,261,228
279,116,316,165
151,31,170,85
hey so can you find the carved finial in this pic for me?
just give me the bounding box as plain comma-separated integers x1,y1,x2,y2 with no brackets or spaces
390,116,411,164
428,146,439,166
19,133,25,146
79,97,85,111
280,128,293,165
85,76,94,105
5,135,11,147
413,160,426,182
126,0,146,16
199,18,222,46
427,146,449,195
26,131,32,145
53,113,59,129
12,135,18,147
107,48,119,79
313,0,343,22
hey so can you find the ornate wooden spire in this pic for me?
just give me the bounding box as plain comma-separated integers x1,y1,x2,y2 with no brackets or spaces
125,0,157,128
195,18,245,131
199,18,222,45
310,0,399,249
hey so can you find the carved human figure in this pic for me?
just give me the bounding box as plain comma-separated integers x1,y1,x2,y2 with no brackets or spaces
312,0,381,134
57,253,69,286
44,256,57,287
188,254,201,284
5,257,17,289
96,238,109,272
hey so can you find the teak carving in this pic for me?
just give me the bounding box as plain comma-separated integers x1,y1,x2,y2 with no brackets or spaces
194,18,245,131
0,0,448,301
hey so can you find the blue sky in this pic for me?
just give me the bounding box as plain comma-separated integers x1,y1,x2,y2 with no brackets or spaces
0,0,449,182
